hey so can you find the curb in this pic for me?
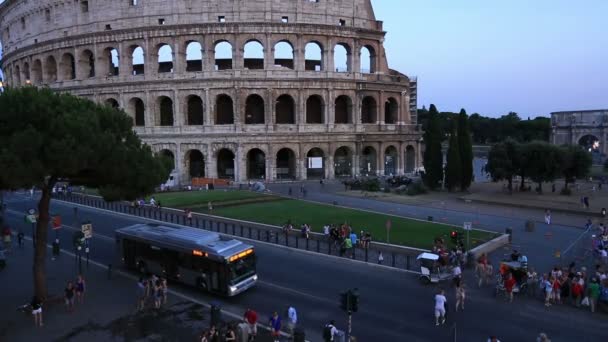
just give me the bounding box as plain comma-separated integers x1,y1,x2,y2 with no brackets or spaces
459,197,604,220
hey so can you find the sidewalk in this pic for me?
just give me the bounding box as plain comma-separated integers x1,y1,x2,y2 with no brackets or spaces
0,240,276,342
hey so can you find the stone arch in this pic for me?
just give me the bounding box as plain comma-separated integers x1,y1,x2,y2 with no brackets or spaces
276,94,295,124
360,45,376,73
306,147,326,179
14,65,21,85
276,148,297,180
185,41,203,72
185,149,205,178
247,148,266,179
579,134,600,152
22,62,30,83
158,96,174,126
59,53,76,80
334,43,351,72
157,43,174,73
31,59,42,84
78,49,95,78
245,94,265,124
101,47,119,76
405,145,416,173
306,95,324,124
214,40,233,70
360,146,377,176
243,40,264,70
160,149,176,170
304,41,323,71
385,97,399,124
217,148,236,179
128,97,146,126
384,145,398,176
105,98,119,109
334,146,353,177
215,94,234,124
361,96,377,123
44,55,58,83
130,45,145,75
335,95,353,124
186,95,204,125
274,40,294,69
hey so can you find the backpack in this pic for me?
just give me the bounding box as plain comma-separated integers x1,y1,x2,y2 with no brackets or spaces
323,325,332,340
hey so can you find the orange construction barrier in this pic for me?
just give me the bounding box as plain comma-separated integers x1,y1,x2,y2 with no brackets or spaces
191,178,231,187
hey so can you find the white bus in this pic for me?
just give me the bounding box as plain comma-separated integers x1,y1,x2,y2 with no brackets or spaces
116,224,257,296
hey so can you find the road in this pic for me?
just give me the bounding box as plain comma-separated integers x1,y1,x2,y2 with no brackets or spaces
3,192,607,342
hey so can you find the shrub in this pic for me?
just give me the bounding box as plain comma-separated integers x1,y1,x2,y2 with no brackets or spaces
406,182,428,196
361,178,381,192
560,187,572,196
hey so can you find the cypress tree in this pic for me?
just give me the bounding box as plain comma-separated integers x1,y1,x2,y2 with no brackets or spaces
422,104,443,189
445,126,462,191
458,108,474,191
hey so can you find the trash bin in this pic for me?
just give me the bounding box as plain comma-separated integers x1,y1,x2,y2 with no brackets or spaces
427,216,433,222
210,302,222,326
293,328,306,342
506,227,513,243
525,219,535,232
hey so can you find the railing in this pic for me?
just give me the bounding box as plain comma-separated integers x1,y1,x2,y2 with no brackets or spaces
53,192,424,272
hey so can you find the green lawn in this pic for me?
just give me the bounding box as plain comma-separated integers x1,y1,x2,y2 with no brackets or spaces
211,199,496,250
149,190,266,208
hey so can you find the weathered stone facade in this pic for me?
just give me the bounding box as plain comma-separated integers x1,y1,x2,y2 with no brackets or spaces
0,0,421,184
551,110,607,156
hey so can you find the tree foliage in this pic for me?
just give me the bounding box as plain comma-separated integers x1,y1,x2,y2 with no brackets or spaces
457,109,474,191
444,127,462,191
485,139,520,191
0,87,172,299
522,141,562,192
560,145,592,189
422,104,444,190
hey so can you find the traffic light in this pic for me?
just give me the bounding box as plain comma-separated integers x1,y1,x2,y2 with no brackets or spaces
450,231,459,242
340,291,350,312
350,288,360,313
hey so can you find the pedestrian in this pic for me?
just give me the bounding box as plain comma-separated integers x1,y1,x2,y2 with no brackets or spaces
487,336,501,342
455,283,466,311
136,277,146,311
208,201,213,211
286,305,297,335
31,295,43,327
75,274,86,304
243,308,258,341
323,320,338,342
378,251,384,265
434,289,447,326
186,209,193,224
504,273,516,303
537,332,551,342
587,277,600,313
544,210,551,225
269,311,282,342
64,281,75,312
323,224,330,240
17,230,24,248
225,324,236,342
154,278,163,309
571,277,583,307
543,276,553,307
551,276,561,304
452,263,462,287
162,277,168,305
584,196,590,209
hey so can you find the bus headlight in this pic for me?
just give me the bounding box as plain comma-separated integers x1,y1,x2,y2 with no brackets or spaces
252,275,258,281
229,285,237,294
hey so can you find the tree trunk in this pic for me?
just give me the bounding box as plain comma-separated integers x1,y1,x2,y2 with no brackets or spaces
33,185,52,300
507,177,513,194
519,174,525,191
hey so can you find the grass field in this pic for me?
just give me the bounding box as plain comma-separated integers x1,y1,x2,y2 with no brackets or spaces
149,190,266,208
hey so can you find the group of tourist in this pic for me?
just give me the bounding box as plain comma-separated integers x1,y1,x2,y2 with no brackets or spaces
136,273,168,311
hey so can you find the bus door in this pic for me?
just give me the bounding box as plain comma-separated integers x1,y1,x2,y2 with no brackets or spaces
163,249,180,280
208,261,226,293
122,239,137,268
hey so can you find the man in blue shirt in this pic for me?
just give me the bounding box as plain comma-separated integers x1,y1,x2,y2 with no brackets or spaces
269,311,281,342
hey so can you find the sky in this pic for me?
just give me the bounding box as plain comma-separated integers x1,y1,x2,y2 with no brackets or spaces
1,0,607,118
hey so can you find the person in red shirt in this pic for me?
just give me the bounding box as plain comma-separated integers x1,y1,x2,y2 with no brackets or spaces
243,308,258,341
552,277,562,304
504,273,517,303
571,278,583,307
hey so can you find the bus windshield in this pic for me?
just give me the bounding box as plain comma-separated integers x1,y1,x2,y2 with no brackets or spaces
228,254,256,284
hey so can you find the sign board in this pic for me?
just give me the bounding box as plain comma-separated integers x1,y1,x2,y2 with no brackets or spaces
27,208,36,215
52,215,62,230
81,223,93,239
463,222,472,231
385,219,392,231
25,214,37,224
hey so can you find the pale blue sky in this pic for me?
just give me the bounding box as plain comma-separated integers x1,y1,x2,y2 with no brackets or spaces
1,0,606,117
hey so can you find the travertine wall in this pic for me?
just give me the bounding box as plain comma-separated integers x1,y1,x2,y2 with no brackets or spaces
0,0,422,184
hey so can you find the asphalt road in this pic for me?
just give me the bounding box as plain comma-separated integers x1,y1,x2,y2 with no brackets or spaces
2,193,607,342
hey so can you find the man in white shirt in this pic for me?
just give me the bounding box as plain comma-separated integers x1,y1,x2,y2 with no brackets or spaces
324,320,338,342
453,265,462,286
286,306,297,334
434,290,447,326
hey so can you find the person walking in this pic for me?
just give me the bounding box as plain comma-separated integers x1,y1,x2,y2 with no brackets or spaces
17,230,24,248
455,283,466,311
544,210,551,225
434,289,447,326
64,281,75,313
243,308,258,341
323,320,339,342
161,277,168,305
286,305,297,335
136,277,146,311
154,279,163,309
31,296,43,327
587,277,600,313
378,251,384,265
75,274,86,304
269,311,282,342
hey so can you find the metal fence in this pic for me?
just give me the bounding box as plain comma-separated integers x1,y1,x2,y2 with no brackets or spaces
559,224,598,270
53,193,422,272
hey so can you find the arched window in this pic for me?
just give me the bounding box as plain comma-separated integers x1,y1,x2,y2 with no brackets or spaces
334,146,353,177
215,41,233,70
274,41,294,69
44,56,58,83
102,47,119,76
306,95,324,124
384,98,398,124
360,46,376,73
245,94,265,124
384,146,398,176
360,146,377,175
186,41,203,72
78,50,95,78
244,40,264,70
131,46,145,75
32,60,42,84
187,95,204,125
160,150,175,170
187,150,205,178
129,98,145,126
304,42,323,71
14,65,21,85
215,94,234,124
247,149,266,179
276,148,296,180
159,97,174,126
334,43,351,72
334,95,352,124
106,98,119,108
60,53,76,80
157,44,173,73
275,94,295,124
361,96,377,123
217,149,235,179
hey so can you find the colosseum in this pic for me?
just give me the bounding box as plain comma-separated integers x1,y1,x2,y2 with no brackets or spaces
0,0,421,185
